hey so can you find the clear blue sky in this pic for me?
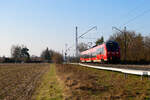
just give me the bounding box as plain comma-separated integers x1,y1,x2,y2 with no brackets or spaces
0,0,150,57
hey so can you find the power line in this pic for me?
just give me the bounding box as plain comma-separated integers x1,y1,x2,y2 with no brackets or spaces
124,1,145,17
121,9,150,27
80,37,97,40
78,26,97,38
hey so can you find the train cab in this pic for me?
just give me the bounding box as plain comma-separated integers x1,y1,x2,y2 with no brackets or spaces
106,41,120,62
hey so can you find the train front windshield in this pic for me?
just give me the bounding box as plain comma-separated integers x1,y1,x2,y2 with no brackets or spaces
106,42,119,52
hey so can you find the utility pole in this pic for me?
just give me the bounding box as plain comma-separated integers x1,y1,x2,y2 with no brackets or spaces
112,26,127,63
124,27,127,63
62,49,64,61
65,44,68,62
75,26,78,57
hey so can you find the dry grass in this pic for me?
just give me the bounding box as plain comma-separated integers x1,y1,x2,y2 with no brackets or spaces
34,64,63,100
56,64,150,100
0,63,50,100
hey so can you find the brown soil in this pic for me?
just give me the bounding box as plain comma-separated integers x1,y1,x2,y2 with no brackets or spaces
0,63,50,100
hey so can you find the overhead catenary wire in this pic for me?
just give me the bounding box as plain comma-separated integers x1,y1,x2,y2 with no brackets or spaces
123,1,145,17
78,26,97,39
121,9,150,27
80,37,97,40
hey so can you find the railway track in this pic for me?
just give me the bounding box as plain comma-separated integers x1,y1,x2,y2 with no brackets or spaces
81,63,150,71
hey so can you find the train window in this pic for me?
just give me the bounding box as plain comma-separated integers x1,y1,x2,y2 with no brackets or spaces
101,47,104,54
85,54,88,58
83,54,85,58
87,53,89,58
82,54,84,58
87,53,90,58
81,54,83,58
106,42,119,52
84,54,86,58
100,48,102,54
88,53,92,58
96,48,101,55
89,53,91,58
92,52,97,57
96,47,104,55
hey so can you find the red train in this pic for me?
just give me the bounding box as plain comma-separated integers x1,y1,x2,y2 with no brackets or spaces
80,41,120,63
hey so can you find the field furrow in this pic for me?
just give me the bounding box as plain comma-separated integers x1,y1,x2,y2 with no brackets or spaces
0,63,50,100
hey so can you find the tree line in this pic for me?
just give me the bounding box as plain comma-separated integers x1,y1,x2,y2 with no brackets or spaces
0,45,63,63
110,30,150,64
1,29,150,64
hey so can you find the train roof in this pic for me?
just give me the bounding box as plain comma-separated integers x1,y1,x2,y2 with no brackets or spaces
80,43,105,55
106,40,118,44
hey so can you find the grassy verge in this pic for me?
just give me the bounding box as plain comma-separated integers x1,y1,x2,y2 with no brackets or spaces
56,64,150,100
34,64,63,100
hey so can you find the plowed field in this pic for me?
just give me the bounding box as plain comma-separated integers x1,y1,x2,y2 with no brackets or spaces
0,63,50,100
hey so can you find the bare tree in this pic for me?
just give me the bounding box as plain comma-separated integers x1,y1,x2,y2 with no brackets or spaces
78,42,88,52
109,31,144,62
40,47,51,62
11,45,30,62
11,45,21,62
95,36,104,46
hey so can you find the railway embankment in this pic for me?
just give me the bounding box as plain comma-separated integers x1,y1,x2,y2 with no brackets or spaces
56,64,150,100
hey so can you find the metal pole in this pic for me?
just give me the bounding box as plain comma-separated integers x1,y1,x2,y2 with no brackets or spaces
124,73,128,79
75,26,78,57
141,75,143,81
62,49,64,61
112,26,127,64
124,27,127,64
65,44,68,62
